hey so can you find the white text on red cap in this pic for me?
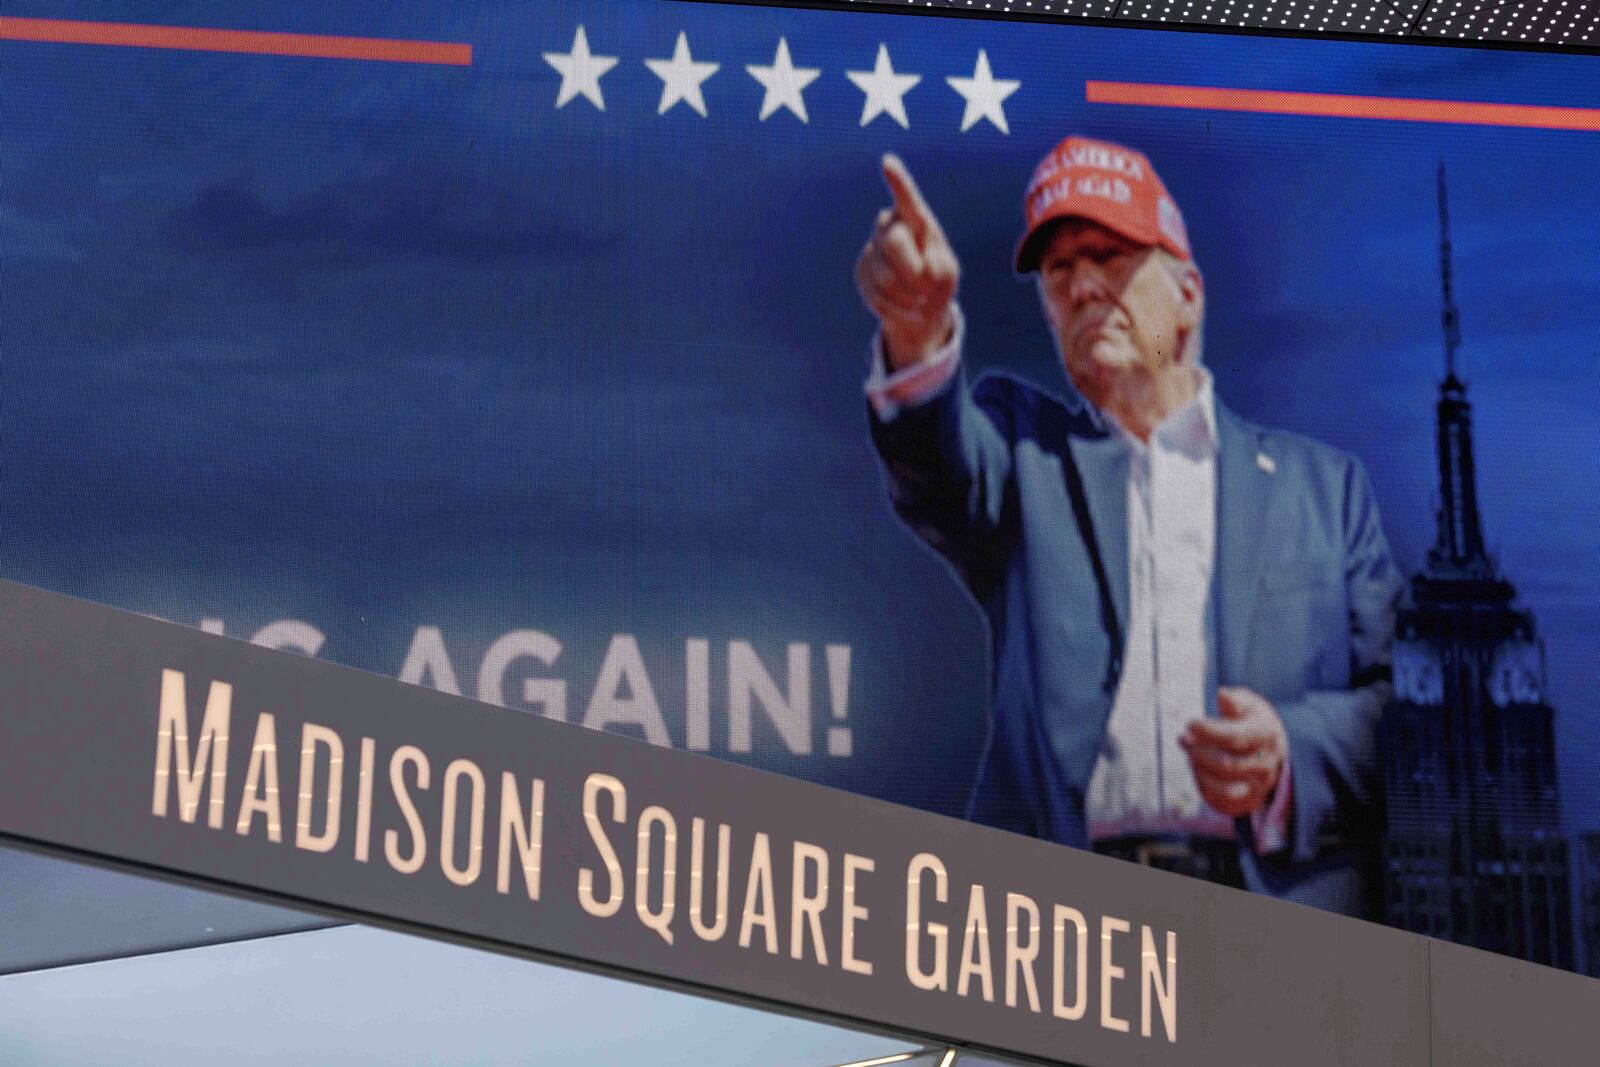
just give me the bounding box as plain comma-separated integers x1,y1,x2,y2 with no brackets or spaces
1031,143,1148,189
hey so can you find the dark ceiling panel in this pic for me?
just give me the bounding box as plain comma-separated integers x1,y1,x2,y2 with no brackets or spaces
1383,0,1432,21
1417,0,1600,44
828,0,1120,20
1115,0,1416,33
1027,0,1123,18
822,0,1600,48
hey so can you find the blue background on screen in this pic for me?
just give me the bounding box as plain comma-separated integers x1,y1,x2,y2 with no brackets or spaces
2,1,1597,830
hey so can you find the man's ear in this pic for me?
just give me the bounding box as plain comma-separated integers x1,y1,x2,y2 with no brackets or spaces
1036,275,1061,331
1175,262,1204,333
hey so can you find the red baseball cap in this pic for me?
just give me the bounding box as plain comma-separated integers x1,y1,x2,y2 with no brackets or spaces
1014,135,1191,273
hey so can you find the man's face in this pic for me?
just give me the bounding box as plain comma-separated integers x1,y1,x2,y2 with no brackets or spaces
1036,219,1200,403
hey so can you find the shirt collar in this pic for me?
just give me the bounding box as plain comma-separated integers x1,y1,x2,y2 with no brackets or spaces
1100,366,1218,459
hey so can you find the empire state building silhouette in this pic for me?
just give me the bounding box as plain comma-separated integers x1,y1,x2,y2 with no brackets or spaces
1378,167,1574,969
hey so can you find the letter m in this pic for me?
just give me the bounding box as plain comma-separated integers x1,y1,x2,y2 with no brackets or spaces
151,669,233,829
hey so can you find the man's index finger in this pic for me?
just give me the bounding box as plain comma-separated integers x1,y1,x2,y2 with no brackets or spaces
882,153,938,242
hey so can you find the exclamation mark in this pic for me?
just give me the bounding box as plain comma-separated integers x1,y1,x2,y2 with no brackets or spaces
826,644,852,757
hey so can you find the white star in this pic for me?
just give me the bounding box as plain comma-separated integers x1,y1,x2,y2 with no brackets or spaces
846,44,921,129
543,26,618,111
746,38,821,123
645,32,719,117
946,50,1020,134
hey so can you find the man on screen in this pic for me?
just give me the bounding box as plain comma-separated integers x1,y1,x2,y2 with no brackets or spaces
857,136,1402,917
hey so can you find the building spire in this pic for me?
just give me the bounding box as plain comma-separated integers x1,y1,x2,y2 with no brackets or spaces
1429,164,1490,574
1438,163,1462,382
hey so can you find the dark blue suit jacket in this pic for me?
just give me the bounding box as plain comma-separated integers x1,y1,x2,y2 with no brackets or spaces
871,369,1403,918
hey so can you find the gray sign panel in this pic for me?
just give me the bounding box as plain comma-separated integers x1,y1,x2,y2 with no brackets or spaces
0,580,1587,1065
1428,938,1596,1065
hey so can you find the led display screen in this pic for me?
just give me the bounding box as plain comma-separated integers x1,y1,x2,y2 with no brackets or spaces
4,1,1598,978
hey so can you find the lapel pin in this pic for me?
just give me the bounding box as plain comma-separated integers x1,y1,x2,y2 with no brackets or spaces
1256,451,1276,475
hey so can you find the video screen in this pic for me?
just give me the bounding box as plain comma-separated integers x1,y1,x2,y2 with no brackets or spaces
4,1,1598,975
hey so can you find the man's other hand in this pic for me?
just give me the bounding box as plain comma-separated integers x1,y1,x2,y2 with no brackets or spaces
855,154,960,371
1180,687,1288,818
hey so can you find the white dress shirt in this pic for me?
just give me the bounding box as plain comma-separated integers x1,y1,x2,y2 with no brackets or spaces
1082,372,1235,840
867,310,1290,851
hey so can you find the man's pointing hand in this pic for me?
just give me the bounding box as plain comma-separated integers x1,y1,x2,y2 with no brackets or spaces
856,154,960,371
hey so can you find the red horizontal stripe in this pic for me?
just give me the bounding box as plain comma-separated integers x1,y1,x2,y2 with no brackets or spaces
0,15,470,65
1086,81,1600,132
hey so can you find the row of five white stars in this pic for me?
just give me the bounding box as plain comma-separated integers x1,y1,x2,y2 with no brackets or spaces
544,27,1022,133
